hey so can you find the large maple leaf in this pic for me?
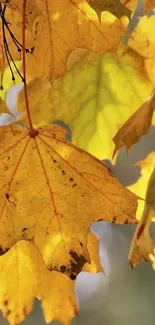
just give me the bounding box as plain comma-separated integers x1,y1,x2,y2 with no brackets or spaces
0,123,138,279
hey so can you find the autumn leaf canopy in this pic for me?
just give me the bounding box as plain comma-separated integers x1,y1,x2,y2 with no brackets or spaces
0,0,155,324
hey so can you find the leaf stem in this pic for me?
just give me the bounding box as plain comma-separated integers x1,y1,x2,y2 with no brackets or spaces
22,0,33,131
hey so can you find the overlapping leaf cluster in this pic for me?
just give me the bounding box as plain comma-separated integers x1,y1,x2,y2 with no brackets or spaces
0,0,155,324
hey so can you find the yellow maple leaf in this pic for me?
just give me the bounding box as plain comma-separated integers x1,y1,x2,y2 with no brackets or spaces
87,0,131,20
29,0,127,78
83,230,103,273
113,89,155,156
128,153,155,221
0,228,103,324
127,14,155,83
0,123,138,279
0,240,77,325
127,153,155,267
17,46,152,160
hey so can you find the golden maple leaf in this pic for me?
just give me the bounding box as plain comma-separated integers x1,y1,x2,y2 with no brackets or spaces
83,230,104,273
113,90,155,156
0,240,78,325
17,46,152,160
0,224,102,325
127,153,155,268
0,228,103,325
0,121,138,324
0,123,138,279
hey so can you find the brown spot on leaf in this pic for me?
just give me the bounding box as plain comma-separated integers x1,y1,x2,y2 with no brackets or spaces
22,228,28,238
3,300,8,306
23,307,27,316
124,219,128,224
5,193,16,206
69,250,87,279
6,310,11,317
70,273,77,280
60,265,66,273
22,228,27,232
112,216,117,223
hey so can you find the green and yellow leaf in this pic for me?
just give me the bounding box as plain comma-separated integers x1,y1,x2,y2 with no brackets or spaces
17,46,152,160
